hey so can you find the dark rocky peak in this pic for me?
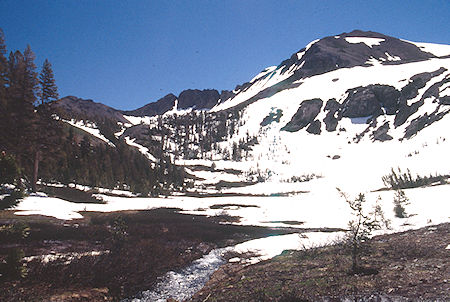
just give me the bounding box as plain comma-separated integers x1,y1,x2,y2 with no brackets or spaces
125,89,221,117
177,89,220,110
218,89,234,103
53,96,129,124
124,93,177,117
279,30,436,80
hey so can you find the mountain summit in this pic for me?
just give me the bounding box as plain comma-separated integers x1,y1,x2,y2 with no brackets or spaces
53,30,450,194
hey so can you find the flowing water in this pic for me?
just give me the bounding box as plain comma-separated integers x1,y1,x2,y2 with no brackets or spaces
125,232,344,301
125,247,231,302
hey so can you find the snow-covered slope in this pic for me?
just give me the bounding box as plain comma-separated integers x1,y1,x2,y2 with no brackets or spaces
15,30,450,271
160,31,450,193
52,30,450,197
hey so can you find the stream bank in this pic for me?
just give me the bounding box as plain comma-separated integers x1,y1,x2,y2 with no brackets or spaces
189,223,450,302
0,208,299,301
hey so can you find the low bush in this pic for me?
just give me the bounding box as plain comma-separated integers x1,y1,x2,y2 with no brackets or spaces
337,189,388,274
393,189,409,218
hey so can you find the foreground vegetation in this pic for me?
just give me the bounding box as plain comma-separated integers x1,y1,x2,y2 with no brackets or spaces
190,223,449,302
0,209,296,301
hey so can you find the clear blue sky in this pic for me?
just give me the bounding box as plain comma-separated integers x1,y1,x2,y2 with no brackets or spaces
1,0,449,110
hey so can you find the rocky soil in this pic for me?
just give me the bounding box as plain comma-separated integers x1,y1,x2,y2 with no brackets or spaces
190,223,449,302
0,209,296,302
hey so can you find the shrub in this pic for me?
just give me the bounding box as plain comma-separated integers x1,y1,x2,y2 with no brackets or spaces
0,152,24,210
393,189,409,218
0,152,21,184
337,189,387,274
108,216,129,253
2,248,27,279
0,222,30,242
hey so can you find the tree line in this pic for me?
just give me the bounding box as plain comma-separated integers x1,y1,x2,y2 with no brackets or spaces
0,28,185,203
0,28,59,193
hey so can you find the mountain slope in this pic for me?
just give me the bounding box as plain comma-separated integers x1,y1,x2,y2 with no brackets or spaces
211,29,448,112
53,30,450,195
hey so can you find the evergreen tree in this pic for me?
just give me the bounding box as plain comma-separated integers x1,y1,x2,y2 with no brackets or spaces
31,103,62,192
22,45,38,105
3,51,28,159
38,59,58,104
0,152,24,210
27,59,60,190
14,46,39,186
0,29,9,152
0,28,7,104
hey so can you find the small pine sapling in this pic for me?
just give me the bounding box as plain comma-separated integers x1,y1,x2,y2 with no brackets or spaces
337,188,387,274
393,189,409,218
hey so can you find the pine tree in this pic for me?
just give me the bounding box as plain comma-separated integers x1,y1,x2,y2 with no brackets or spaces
22,45,38,106
0,29,9,152
337,189,386,273
31,103,62,192
4,51,31,161
0,28,7,104
38,59,58,104
0,152,24,210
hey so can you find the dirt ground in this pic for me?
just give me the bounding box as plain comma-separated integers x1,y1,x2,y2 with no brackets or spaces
0,209,298,301
1,209,448,302
189,223,449,302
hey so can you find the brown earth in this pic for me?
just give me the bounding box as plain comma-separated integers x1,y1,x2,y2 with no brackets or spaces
0,209,298,302
189,223,449,302
1,210,448,302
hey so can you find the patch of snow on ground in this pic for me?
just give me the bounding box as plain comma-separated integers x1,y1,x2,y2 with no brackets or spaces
233,232,344,264
64,119,115,147
249,66,277,83
345,37,385,48
124,137,157,162
24,250,108,265
385,52,401,61
123,115,154,126
408,41,450,57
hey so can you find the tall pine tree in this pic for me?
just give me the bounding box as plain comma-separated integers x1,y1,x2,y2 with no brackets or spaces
5,46,39,188
38,59,58,104
0,29,7,104
22,45,38,106
30,58,60,191
0,29,9,152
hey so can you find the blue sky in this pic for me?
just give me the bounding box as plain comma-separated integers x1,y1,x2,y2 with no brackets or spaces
1,0,449,110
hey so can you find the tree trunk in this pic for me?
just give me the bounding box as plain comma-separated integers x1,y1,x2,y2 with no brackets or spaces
32,149,40,192
352,242,359,273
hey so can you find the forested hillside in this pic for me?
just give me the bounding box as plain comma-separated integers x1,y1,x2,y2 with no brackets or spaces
0,29,184,200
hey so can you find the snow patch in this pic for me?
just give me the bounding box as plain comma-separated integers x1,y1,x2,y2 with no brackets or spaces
345,37,385,48
124,137,157,162
408,41,450,57
385,52,401,61
64,119,115,147
123,115,153,126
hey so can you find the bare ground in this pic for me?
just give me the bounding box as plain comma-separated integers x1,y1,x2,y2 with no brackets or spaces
189,223,449,302
0,209,298,301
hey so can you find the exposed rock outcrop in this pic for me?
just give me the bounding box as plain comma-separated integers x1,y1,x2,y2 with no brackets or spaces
123,93,177,117
281,99,323,132
53,96,129,124
178,89,220,110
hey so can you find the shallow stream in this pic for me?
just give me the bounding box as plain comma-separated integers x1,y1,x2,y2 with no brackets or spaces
125,232,343,301
125,247,231,302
